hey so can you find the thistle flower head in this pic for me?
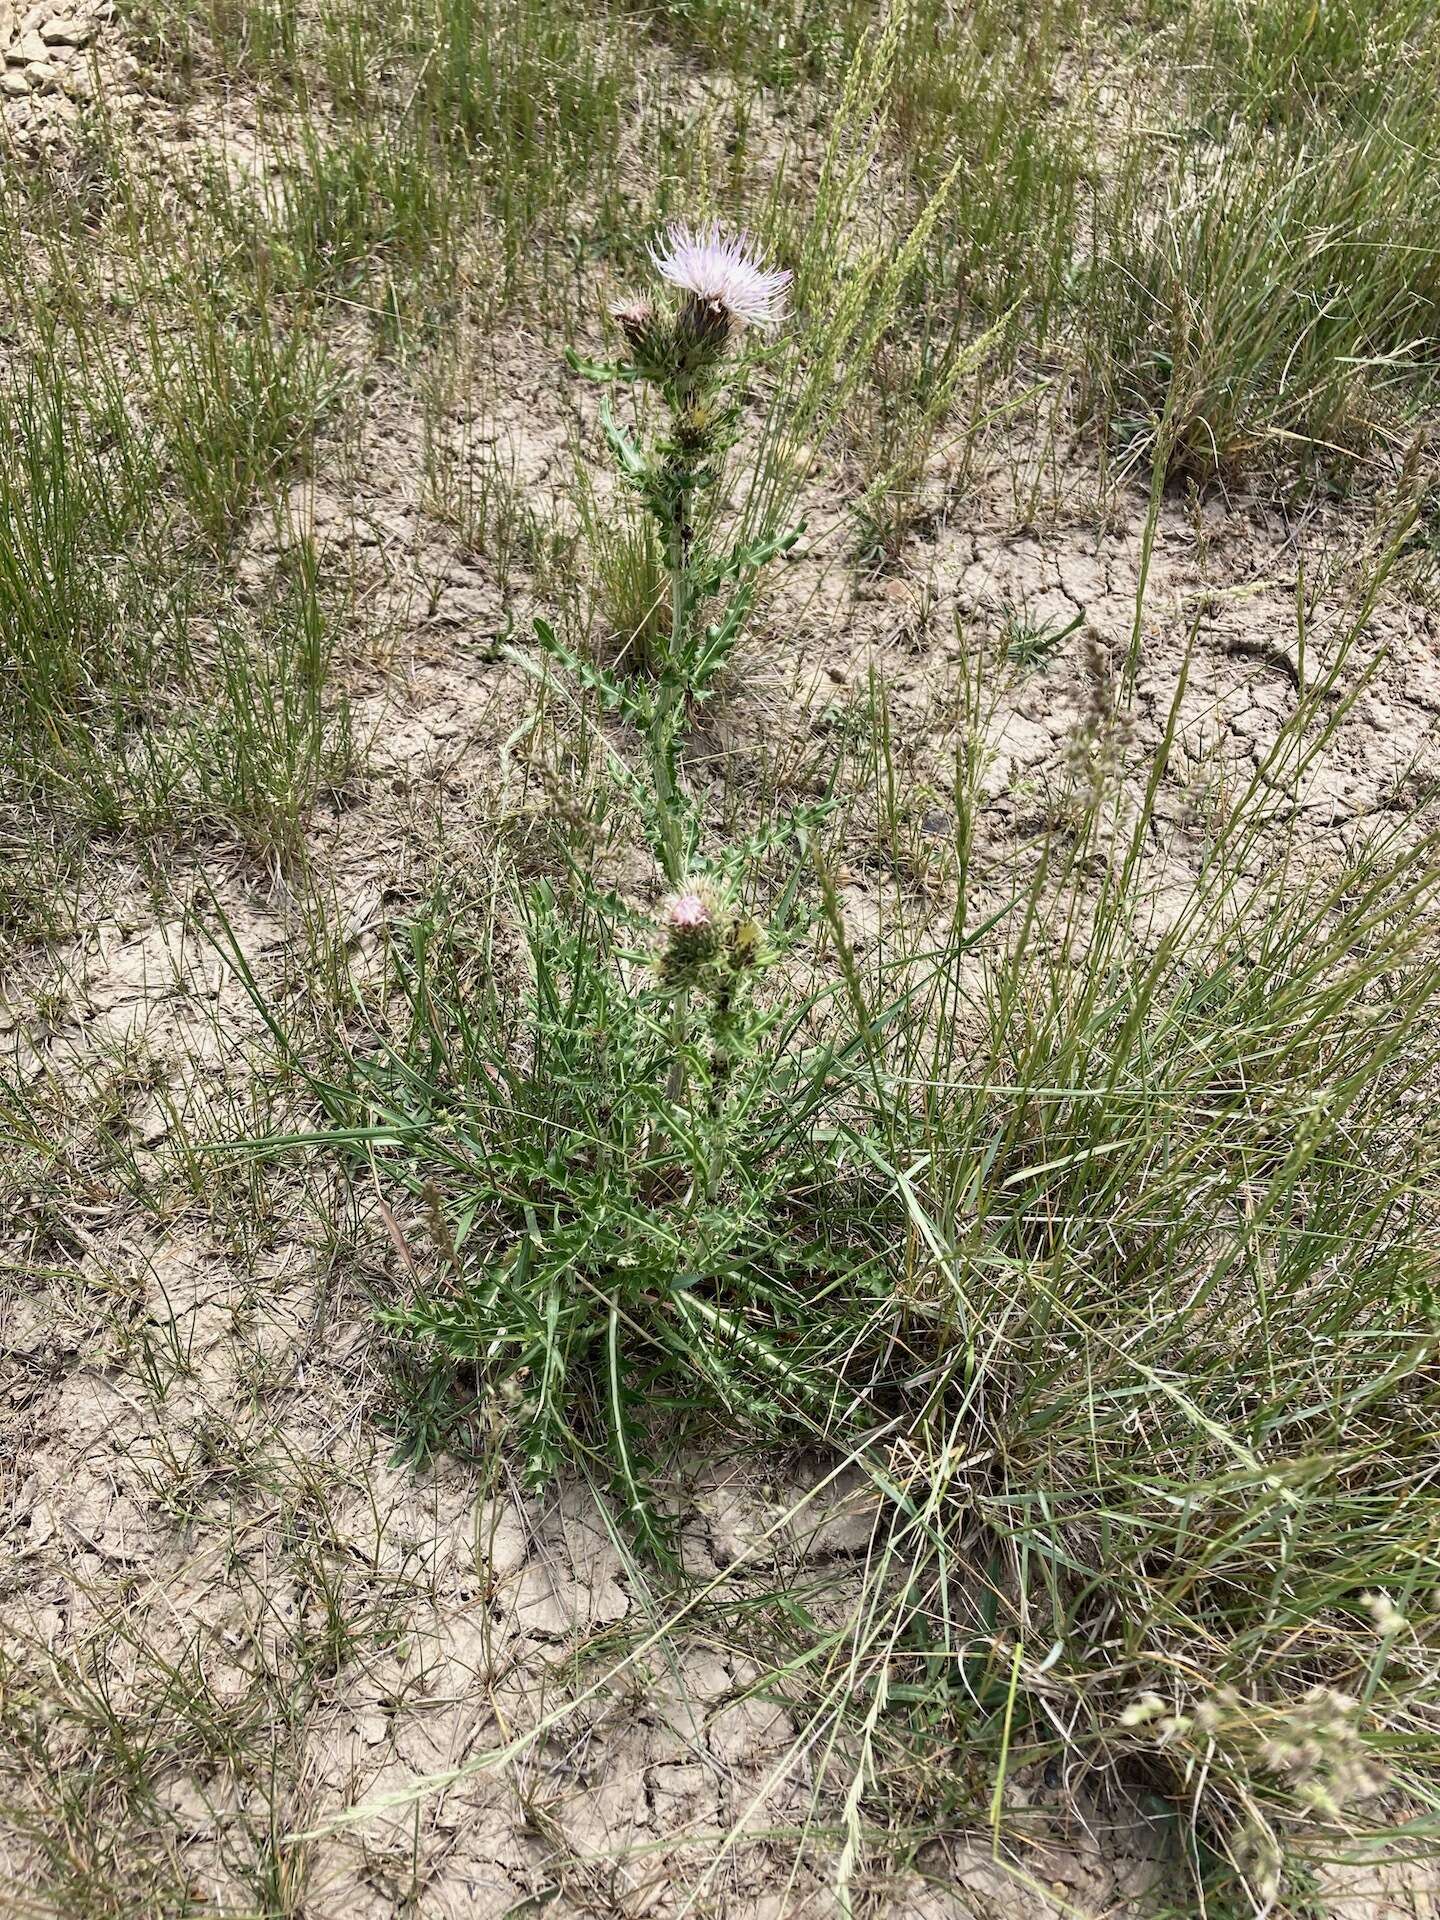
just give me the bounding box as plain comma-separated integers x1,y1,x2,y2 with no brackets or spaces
610,297,671,375
667,892,713,935
657,882,728,987
650,222,791,335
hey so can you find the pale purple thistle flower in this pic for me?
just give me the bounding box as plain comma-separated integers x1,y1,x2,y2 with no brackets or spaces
666,892,712,933
650,222,791,333
658,885,726,984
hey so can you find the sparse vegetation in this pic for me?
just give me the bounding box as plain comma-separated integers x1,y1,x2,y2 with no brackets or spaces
3,2,1440,1917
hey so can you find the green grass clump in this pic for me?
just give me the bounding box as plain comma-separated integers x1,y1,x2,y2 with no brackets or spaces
0,351,191,831
145,298,338,547
187,541,359,862
1085,108,1440,481
0,311,352,852
1195,0,1440,128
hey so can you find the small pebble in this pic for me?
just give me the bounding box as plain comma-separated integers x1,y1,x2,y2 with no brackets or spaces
41,14,91,42
1,66,27,91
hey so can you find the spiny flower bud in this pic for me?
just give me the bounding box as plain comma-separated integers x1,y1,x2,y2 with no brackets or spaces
672,293,739,373
657,883,728,987
668,889,717,944
727,915,764,970
611,299,674,380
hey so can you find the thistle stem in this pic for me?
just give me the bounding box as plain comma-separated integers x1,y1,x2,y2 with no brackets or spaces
665,991,688,1106
657,448,698,1101
650,439,696,887
669,474,691,661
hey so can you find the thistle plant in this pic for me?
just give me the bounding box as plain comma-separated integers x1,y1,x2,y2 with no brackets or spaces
519,225,810,1190
327,224,845,1520
533,221,801,884
656,879,768,1192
